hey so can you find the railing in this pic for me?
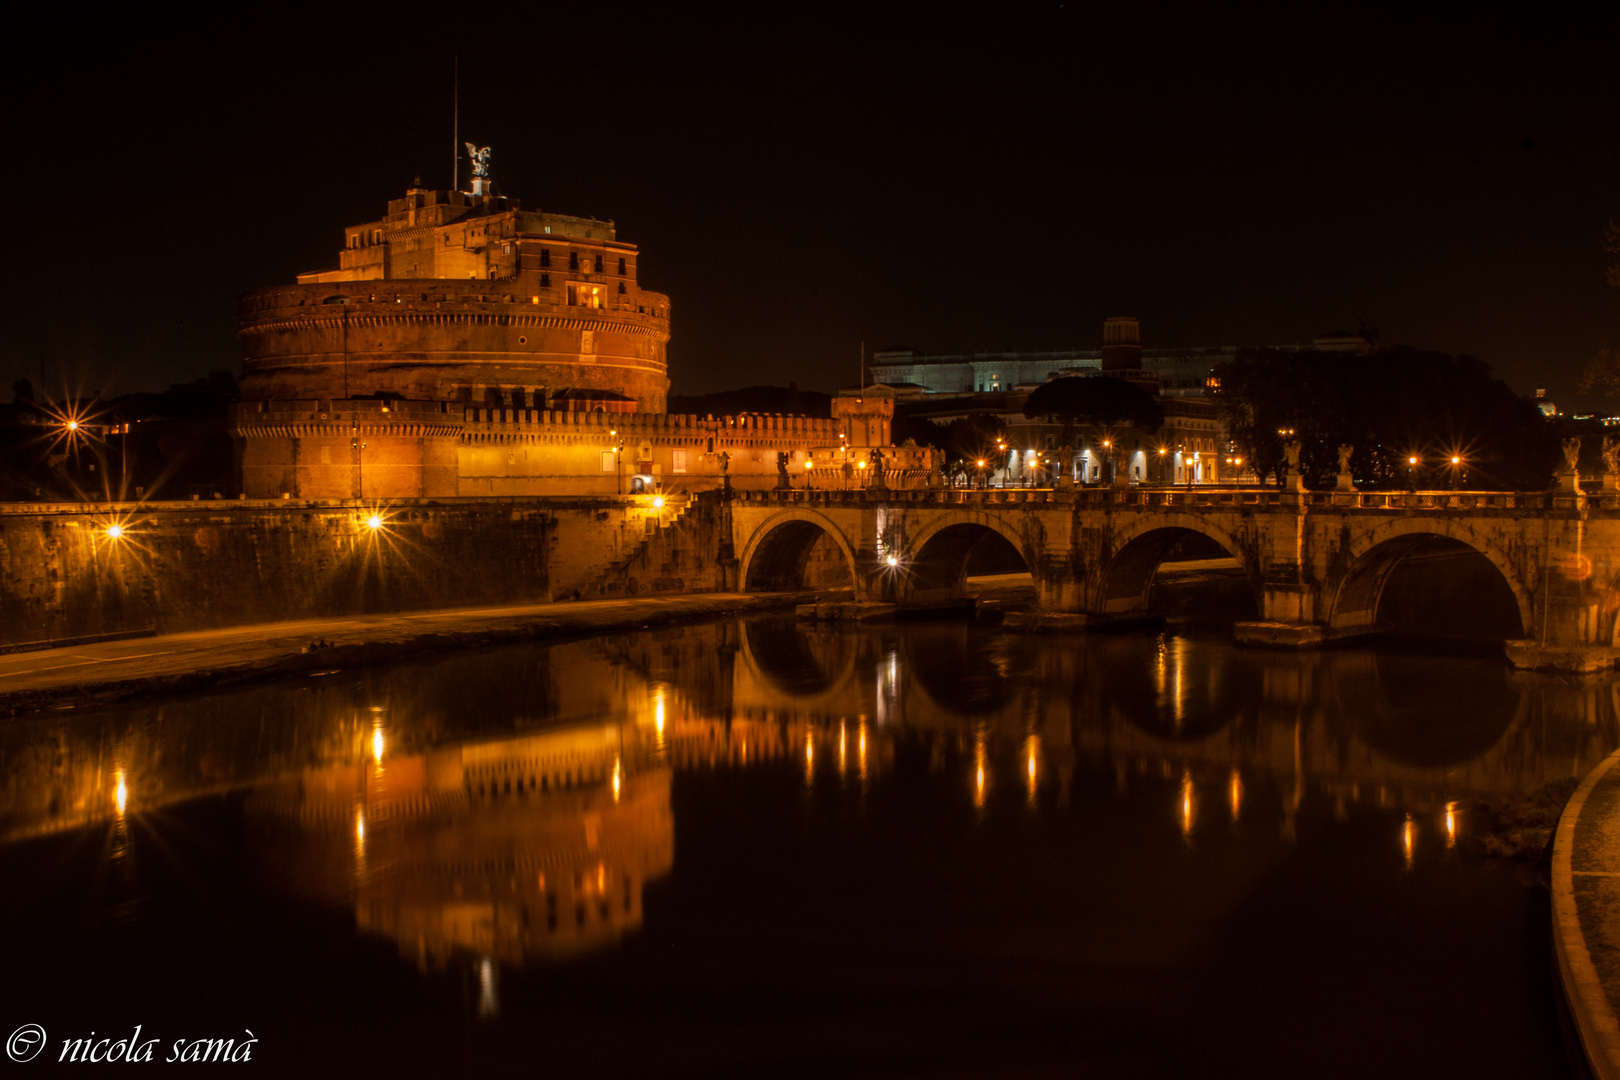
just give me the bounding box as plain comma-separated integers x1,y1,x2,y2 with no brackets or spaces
734,486,1582,513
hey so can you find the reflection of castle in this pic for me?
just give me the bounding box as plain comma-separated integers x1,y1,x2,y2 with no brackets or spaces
248,722,672,970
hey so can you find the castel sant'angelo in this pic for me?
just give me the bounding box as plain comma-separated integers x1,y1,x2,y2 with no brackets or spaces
232,151,922,499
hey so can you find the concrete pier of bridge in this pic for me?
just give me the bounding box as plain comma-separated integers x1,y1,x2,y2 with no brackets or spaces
727,485,1620,674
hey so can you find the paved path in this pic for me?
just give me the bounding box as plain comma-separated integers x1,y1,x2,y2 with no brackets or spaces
0,592,801,717
1553,746,1620,1078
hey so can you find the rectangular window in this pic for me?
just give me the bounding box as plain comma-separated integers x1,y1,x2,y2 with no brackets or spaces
618,257,626,275
540,249,551,267
541,273,550,288
672,450,687,473
569,251,579,270
594,254,604,272
320,446,331,464
601,451,616,472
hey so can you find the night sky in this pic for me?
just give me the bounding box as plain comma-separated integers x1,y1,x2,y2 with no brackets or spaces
4,7,1616,409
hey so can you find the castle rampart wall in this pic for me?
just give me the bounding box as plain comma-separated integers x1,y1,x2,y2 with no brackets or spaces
238,281,671,411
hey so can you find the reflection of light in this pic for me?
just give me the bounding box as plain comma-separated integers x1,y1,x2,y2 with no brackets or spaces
356,812,366,842
477,956,499,1020
653,688,666,750
597,862,606,893
1180,770,1196,838
858,721,868,782
114,772,128,815
612,757,622,803
1025,734,1039,805
1229,769,1243,822
1403,815,1415,869
839,720,847,776
1444,801,1457,848
371,727,384,763
805,730,815,785
973,736,986,808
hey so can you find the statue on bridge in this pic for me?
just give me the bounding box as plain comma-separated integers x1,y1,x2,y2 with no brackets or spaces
1559,437,1583,494
1603,437,1620,493
776,451,792,490
1335,444,1356,493
869,447,886,489
1283,439,1307,493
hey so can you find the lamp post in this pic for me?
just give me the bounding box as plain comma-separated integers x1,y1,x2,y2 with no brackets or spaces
1407,455,1418,493
610,427,625,495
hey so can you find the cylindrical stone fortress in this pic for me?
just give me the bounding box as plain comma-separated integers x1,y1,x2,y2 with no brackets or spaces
238,185,670,412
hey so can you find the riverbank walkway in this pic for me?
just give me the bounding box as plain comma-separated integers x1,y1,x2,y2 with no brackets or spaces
0,592,801,717
1553,746,1620,1078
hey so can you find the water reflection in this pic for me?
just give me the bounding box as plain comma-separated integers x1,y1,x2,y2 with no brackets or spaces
3,615,1619,985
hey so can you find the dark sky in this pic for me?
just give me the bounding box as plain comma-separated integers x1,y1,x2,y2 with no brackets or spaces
4,6,1617,409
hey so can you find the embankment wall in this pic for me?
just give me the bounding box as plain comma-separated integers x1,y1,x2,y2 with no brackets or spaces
0,496,721,648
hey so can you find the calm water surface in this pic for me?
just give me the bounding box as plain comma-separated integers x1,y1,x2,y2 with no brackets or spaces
1,617,1611,1077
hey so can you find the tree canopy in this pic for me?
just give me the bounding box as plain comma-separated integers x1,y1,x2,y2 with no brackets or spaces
1022,375,1164,431
1212,347,1558,490
892,411,1005,468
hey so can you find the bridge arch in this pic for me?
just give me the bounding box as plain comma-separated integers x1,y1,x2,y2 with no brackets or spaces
902,513,1035,599
739,509,858,592
1325,517,1531,640
1098,514,1259,615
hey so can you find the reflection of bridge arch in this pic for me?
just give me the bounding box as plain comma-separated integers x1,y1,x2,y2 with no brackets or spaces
901,622,1037,717
1100,515,1257,614
1326,517,1532,636
739,509,858,592
904,514,1033,598
740,618,858,698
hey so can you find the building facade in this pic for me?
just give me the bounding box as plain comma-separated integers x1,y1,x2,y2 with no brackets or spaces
874,318,1241,486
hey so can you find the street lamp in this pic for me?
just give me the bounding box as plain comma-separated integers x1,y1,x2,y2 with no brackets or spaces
609,428,625,495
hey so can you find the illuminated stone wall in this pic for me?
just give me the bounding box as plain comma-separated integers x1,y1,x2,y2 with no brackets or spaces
0,496,727,648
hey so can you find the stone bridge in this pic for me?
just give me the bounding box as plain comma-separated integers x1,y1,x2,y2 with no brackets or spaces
726,485,1620,672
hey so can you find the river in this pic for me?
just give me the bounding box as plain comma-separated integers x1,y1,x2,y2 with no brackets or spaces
0,615,1606,1076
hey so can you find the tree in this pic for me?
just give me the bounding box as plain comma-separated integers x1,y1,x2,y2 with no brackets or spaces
1214,347,1558,490
1021,375,1163,487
